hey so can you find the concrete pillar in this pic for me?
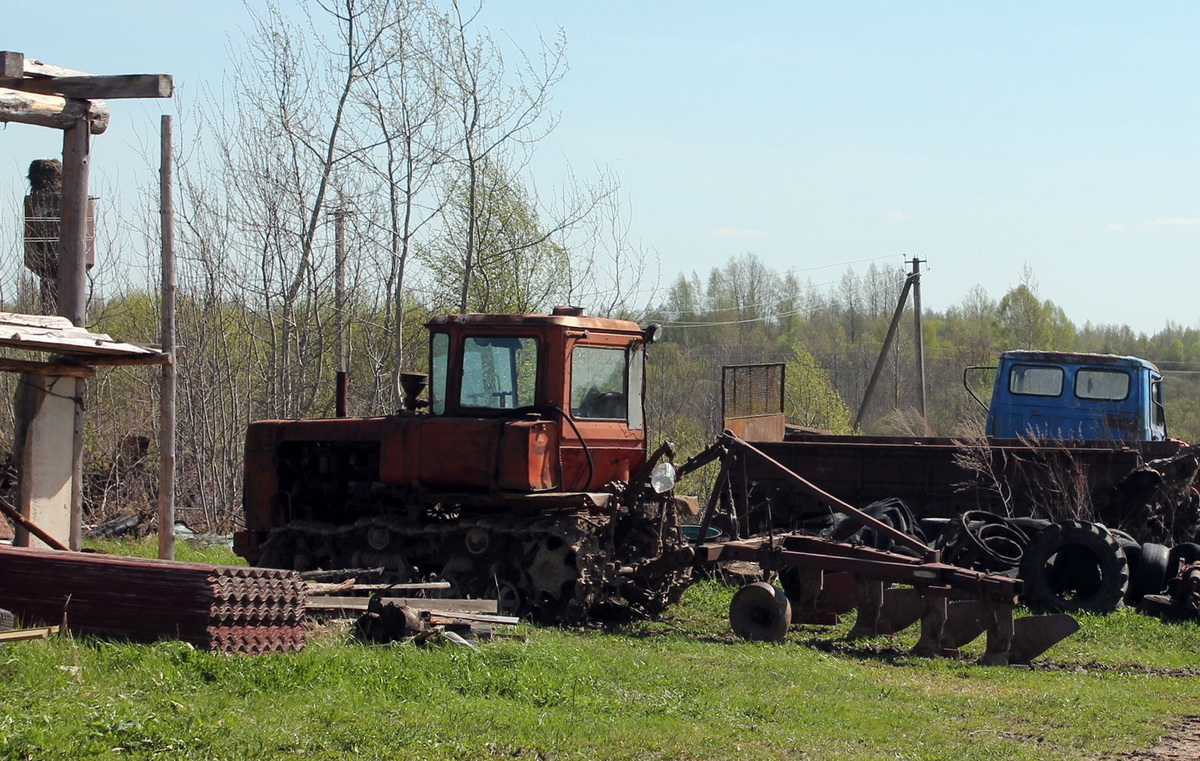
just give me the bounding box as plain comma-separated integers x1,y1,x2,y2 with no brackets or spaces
14,373,75,549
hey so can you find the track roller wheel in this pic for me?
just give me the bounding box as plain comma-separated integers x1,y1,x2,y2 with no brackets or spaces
730,582,791,642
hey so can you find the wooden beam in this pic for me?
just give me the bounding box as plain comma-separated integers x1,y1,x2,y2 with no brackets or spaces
0,87,108,134
0,74,173,100
0,51,22,78
0,626,59,643
0,357,94,378
306,597,500,614
74,352,171,367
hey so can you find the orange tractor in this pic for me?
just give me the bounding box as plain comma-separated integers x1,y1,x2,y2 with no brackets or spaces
233,308,694,622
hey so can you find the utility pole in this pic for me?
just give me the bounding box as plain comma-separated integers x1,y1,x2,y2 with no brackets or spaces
853,257,930,431
58,118,90,550
158,115,177,560
909,257,927,420
332,208,349,417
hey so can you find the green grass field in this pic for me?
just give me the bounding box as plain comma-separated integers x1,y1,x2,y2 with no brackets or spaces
1,542,1196,760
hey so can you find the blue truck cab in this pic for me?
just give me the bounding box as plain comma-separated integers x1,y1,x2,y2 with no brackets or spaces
984,351,1167,441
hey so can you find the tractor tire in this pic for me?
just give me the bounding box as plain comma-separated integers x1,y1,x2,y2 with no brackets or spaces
1169,542,1200,570
729,582,791,642
1019,521,1129,614
0,608,12,632
1129,542,1170,602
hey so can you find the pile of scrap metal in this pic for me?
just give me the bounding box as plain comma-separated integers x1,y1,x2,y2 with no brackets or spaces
679,433,1081,665
0,546,307,653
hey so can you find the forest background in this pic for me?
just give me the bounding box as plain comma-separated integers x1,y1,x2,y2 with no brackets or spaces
4,0,1200,533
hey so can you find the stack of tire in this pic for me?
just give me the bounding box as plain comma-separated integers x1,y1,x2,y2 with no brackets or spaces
917,508,1200,618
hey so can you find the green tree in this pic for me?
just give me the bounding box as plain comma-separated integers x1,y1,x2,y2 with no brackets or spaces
784,341,852,433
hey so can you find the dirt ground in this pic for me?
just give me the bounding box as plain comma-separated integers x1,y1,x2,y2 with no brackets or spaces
1113,716,1200,761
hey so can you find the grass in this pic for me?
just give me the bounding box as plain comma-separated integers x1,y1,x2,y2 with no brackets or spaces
1,542,1197,760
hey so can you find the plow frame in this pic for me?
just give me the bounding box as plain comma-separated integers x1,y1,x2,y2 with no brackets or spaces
680,432,1077,665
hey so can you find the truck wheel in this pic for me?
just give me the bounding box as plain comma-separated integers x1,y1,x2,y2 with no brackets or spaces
729,582,791,642
1129,543,1170,602
1019,521,1129,614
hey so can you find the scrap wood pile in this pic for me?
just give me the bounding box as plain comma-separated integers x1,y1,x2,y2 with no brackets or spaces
0,545,307,654
302,569,518,646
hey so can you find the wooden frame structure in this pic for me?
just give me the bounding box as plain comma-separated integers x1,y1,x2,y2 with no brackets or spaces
0,52,173,553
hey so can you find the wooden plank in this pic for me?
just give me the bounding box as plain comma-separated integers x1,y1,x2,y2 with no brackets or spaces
427,611,520,626
0,74,173,100
0,312,162,357
23,58,91,78
0,88,108,134
0,626,59,642
0,357,94,378
305,580,451,596
0,52,22,78
306,596,499,614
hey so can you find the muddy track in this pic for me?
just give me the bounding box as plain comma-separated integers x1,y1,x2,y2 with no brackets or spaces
1107,716,1200,761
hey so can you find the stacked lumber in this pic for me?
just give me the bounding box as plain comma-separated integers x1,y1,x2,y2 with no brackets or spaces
0,546,306,654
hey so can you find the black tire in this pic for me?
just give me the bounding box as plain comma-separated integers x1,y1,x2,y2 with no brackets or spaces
1169,542,1200,569
1018,520,1129,613
0,608,12,632
1130,542,1170,602
1008,517,1052,537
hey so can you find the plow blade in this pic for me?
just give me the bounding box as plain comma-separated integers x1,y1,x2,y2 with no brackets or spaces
1008,614,1080,664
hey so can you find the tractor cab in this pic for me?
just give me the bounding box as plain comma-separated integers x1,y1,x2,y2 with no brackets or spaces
417,307,658,491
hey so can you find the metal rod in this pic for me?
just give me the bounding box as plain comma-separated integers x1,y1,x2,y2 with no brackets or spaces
0,496,69,551
157,114,177,561
726,433,935,559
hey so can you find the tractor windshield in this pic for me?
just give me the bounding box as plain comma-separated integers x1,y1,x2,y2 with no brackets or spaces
459,336,539,411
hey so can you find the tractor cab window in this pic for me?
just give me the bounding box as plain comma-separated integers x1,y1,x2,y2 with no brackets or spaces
429,332,450,415
460,336,538,411
572,346,632,422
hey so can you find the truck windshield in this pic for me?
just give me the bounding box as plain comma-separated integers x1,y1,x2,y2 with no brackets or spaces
460,336,538,410
1009,365,1063,397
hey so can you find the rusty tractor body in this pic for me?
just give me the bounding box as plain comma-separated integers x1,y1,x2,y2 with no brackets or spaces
233,308,692,623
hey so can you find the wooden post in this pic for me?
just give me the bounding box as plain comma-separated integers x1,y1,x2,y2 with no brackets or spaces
333,209,348,417
158,115,177,560
58,119,90,551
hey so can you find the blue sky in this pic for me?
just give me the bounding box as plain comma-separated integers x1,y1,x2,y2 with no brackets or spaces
5,1,1199,333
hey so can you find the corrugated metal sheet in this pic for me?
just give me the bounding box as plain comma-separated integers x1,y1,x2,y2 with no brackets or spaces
0,546,306,654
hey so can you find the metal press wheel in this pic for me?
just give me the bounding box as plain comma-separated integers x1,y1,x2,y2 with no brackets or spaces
729,582,791,642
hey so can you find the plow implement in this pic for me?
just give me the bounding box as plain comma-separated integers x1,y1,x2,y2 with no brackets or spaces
682,433,1081,664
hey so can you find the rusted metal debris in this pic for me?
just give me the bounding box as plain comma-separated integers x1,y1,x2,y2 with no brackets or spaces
0,546,306,654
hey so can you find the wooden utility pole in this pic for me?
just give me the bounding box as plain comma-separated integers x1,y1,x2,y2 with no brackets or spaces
58,119,89,550
158,115,177,560
332,208,349,417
